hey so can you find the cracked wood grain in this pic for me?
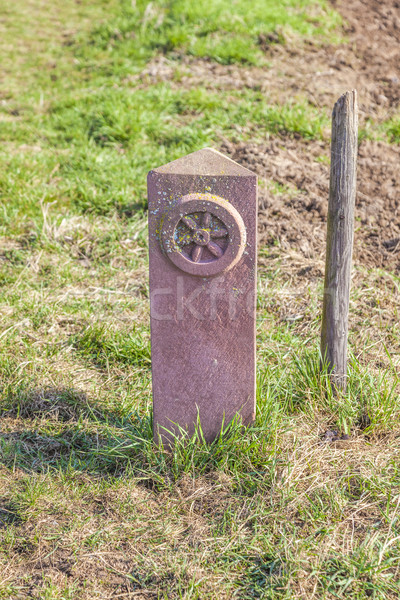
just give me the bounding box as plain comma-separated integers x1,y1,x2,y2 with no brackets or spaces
321,90,358,391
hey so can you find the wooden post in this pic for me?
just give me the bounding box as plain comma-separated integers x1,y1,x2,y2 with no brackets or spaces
321,90,358,391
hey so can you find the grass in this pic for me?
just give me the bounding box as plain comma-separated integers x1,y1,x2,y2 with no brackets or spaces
1,0,400,598
0,0,339,231
1,79,330,224
359,113,400,145
83,0,341,67
383,116,400,144
0,237,399,598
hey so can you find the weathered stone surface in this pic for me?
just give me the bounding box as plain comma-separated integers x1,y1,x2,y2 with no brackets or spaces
148,148,257,444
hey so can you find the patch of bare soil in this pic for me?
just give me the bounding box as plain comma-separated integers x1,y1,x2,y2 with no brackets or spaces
259,0,400,272
139,0,400,272
221,137,400,272
232,0,400,273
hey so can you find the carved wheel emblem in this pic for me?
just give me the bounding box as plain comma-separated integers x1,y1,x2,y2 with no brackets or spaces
178,211,228,263
160,193,246,277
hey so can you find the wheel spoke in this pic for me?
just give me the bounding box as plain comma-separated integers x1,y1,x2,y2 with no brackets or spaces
210,228,228,239
192,245,203,262
202,212,211,227
182,216,198,230
207,241,223,258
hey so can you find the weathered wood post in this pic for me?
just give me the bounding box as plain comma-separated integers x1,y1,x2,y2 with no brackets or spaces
321,90,358,391
147,149,257,445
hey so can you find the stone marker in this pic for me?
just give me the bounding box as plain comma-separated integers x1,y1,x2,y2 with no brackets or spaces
147,148,257,444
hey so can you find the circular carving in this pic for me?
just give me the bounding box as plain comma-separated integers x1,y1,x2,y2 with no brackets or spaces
160,193,246,276
193,228,210,246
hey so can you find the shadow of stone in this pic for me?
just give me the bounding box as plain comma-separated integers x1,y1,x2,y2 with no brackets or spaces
3,386,91,422
0,499,22,529
0,386,152,477
117,201,146,218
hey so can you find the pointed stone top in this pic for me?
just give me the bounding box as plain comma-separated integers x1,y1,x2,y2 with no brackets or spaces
151,148,256,177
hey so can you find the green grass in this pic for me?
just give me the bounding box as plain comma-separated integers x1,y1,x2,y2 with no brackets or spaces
383,116,400,143
359,114,400,145
0,233,399,598
0,0,338,231
1,313,400,597
1,83,330,224
82,0,341,68
73,323,151,369
1,0,400,598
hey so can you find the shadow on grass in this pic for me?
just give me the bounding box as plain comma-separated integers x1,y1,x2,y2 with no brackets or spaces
0,380,283,493
0,385,153,476
2,351,396,486
0,499,22,529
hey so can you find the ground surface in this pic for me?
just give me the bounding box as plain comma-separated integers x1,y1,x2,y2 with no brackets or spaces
140,0,400,272
0,0,400,598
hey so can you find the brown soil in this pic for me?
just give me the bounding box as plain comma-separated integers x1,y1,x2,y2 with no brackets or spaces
222,137,400,272
250,0,400,271
141,0,400,272
232,0,400,273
